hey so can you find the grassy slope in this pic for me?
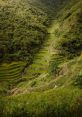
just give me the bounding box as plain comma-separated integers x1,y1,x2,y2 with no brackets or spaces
0,62,26,95
0,0,82,117
8,0,82,94
0,0,68,96
0,0,69,95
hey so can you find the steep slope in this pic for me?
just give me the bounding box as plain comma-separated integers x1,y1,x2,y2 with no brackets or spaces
0,0,82,117
8,0,82,94
0,0,51,95
0,0,69,94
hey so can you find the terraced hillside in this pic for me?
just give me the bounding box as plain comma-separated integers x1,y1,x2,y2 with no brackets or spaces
0,0,70,95
0,62,25,95
0,0,82,117
9,22,60,95
0,0,69,96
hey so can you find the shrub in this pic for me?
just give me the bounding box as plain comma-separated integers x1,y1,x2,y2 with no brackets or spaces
74,75,82,88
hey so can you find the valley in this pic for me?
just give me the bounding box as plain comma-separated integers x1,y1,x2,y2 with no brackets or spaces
0,0,82,117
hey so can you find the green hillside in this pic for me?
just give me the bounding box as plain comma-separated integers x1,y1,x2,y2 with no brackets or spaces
0,0,67,63
0,0,82,117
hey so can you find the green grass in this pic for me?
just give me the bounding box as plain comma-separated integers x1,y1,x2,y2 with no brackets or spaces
1,88,82,117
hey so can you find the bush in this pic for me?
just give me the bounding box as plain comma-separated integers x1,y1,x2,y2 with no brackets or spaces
56,37,82,59
49,55,64,76
74,75,82,88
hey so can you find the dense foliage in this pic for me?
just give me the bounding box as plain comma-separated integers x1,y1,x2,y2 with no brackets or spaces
0,0,48,62
0,0,70,63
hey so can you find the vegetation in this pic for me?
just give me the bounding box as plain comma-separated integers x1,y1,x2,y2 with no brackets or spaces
0,0,48,62
1,88,82,117
0,0,68,63
0,0,82,117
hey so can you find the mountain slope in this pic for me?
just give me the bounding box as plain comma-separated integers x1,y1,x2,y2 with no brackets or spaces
0,0,69,94
8,0,82,94
0,0,82,117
